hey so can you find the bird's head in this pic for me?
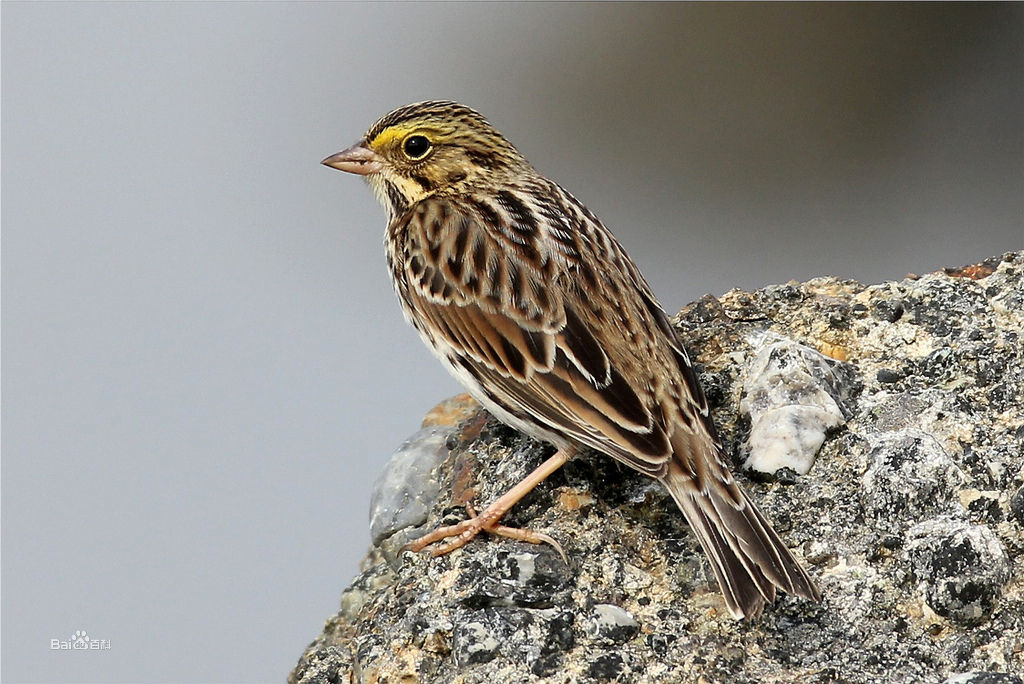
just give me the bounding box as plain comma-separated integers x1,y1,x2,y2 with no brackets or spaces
322,101,530,220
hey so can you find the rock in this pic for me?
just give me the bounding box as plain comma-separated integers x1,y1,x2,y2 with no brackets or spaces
421,393,480,429
1010,485,1024,525
453,619,501,666
739,333,851,475
291,252,1024,684
861,429,967,527
583,604,640,645
452,546,572,609
904,517,1011,626
368,426,451,562
945,675,1024,684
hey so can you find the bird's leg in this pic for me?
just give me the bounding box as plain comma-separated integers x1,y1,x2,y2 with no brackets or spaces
403,446,575,559
464,503,568,563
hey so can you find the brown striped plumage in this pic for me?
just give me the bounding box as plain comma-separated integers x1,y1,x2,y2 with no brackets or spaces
323,101,820,619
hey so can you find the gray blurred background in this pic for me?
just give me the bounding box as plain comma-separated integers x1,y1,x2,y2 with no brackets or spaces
3,2,1021,682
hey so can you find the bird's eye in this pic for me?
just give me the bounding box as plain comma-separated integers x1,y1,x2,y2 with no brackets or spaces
403,135,431,160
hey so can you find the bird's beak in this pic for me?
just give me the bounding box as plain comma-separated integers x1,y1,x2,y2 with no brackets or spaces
321,140,383,175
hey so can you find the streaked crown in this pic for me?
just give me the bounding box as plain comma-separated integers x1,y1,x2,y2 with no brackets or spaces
359,101,533,217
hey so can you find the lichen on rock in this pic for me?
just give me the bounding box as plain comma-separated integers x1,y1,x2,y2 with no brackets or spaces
291,253,1024,684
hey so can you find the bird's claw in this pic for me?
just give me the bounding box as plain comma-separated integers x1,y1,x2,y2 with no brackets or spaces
403,503,567,563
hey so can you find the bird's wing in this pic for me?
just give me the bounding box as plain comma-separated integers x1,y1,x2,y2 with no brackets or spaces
394,194,823,618
391,195,714,476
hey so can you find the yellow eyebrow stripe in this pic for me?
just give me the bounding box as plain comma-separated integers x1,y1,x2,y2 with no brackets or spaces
369,124,418,150
369,123,454,151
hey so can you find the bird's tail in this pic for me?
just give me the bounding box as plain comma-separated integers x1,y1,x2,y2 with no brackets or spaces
662,431,821,619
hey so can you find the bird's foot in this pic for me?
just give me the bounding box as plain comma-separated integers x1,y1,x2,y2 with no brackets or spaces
403,503,566,562
403,446,575,562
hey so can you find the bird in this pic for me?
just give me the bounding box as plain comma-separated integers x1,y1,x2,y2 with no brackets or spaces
322,101,821,619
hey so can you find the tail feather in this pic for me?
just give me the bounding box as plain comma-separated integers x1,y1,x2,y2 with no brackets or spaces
671,484,776,618
662,443,821,619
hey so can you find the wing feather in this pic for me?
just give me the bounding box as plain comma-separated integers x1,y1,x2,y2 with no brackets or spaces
390,196,682,472
390,195,820,616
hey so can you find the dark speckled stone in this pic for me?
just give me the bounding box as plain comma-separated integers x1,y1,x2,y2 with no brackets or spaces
291,253,1024,684
945,674,1024,684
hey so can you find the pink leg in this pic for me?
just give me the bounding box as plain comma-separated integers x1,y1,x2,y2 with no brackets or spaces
404,446,575,559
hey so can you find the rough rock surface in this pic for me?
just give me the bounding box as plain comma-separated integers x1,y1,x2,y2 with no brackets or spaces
291,253,1024,684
